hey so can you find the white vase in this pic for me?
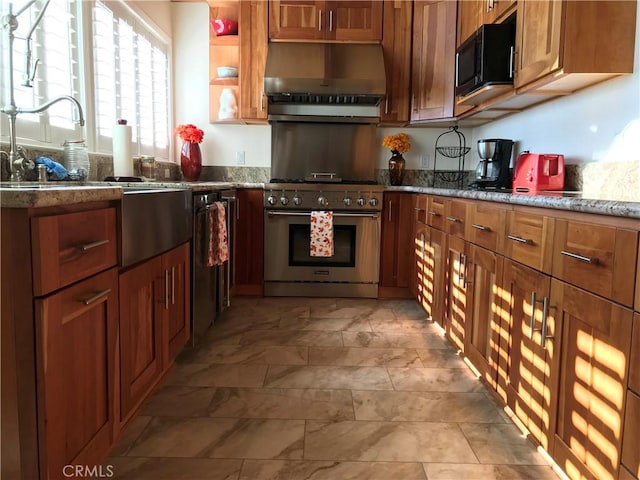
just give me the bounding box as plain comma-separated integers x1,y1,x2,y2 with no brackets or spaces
218,88,237,120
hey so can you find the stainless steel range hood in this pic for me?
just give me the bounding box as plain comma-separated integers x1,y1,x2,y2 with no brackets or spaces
264,43,386,122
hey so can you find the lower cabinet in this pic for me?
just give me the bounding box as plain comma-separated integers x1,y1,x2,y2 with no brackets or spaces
551,279,633,480
36,268,118,479
465,244,503,388
500,259,554,449
235,188,264,295
379,192,414,297
119,243,190,421
622,390,640,479
444,234,467,351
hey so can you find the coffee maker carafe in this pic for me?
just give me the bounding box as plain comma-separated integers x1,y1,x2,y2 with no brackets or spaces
471,138,514,189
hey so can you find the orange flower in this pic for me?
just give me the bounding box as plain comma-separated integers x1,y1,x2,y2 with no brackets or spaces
175,124,204,143
382,133,411,154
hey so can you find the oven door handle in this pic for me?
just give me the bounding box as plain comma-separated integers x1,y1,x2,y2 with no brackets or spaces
267,211,379,219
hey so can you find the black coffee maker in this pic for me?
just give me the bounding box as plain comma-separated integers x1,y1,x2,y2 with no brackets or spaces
470,138,514,190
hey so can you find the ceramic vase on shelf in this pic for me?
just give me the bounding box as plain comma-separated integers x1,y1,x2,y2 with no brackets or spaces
180,141,202,182
388,150,406,186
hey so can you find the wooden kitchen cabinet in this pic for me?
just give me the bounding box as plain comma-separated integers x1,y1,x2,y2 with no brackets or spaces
551,279,633,480
468,201,507,254
410,0,457,122
483,0,516,25
444,234,467,351
504,209,555,274
119,242,190,421
456,0,516,46
622,389,640,479
500,259,554,449
269,0,382,42
515,1,636,91
379,192,414,298
465,244,503,389
36,268,118,479
239,0,268,122
235,188,264,295
380,0,412,125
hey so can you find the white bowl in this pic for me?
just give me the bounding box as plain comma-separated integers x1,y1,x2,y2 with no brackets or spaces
217,66,238,78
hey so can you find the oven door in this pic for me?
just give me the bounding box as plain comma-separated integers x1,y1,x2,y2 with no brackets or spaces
264,210,380,284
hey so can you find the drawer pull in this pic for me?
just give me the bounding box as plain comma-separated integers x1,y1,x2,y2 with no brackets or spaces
508,234,532,245
414,207,424,211
446,216,460,223
81,288,111,305
472,224,491,232
560,250,599,265
429,211,441,217
80,239,109,251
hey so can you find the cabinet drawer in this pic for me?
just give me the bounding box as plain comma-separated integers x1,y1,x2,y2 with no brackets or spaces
413,194,428,225
468,201,507,253
427,196,446,230
553,219,638,307
445,199,468,239
622,390,640,478
630,314,640,395
504,210,554,273
31,208,118,296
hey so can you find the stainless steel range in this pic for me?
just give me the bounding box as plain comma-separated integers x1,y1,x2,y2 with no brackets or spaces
264,182,383,298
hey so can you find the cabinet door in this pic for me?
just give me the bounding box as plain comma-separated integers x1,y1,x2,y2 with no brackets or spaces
240,0,268,121
162,243,190,366
484,0,516,24
119,256,164,420
411,0,456,122
514,0,563,88
413,220,428,302
380,192,414,291
500,259,553,449
465,244,503,388
622,390,640,479
36,268,118,478
329,1,383,41
380,0,412,124
269,0,325,40
551,280,633,480
235,189,264,294
445,234,467,351
457,0,482,46
427,226,447,327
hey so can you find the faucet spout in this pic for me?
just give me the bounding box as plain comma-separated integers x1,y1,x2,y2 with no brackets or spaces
17,95,85,126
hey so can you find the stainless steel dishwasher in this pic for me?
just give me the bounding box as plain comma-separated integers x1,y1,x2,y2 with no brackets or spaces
191,190,236,345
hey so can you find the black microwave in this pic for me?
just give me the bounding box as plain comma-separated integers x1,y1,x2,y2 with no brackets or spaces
455,22,515,98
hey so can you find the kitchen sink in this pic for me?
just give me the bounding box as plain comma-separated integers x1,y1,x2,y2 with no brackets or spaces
121,187,192,267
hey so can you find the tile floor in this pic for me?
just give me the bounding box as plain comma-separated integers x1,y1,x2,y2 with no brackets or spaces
106,297,562,480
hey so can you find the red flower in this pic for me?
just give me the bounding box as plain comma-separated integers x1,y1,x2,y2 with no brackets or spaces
175,124,204,143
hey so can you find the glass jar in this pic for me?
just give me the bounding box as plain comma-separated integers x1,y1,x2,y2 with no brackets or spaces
140,155,155,179
63,140,90,181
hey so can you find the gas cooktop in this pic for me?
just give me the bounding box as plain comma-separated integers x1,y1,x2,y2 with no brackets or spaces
269,178,379,185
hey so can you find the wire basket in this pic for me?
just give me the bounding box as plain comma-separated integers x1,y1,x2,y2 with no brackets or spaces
435,146,471,158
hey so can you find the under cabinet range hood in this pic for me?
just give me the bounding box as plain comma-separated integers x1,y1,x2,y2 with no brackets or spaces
264,43,386,122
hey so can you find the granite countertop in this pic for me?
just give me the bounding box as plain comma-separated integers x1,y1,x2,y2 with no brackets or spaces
1,181,640,219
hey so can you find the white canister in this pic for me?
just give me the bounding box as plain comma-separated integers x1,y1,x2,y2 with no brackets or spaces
218,88,238,120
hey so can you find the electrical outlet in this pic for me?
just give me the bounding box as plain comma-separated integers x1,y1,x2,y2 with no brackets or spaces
236,151,245,166
421,154,430,168
164,168,170,179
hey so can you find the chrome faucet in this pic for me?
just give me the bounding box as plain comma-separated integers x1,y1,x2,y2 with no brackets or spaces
1,0,85,181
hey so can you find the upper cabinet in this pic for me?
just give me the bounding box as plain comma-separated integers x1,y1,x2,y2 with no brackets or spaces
410,0,457,122
269,1,383,42
209,0,268,123
457,0,516,46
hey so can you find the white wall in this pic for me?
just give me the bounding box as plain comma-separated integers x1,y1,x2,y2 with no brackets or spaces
129,1,172,37
472,10,640,165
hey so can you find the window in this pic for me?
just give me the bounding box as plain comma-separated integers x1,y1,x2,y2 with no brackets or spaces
91,1,170,160
0,0,171,161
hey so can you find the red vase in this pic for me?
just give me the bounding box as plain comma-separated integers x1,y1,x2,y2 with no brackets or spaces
180,141,202,181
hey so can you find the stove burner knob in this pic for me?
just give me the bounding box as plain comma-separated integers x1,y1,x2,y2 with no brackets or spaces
369,197,379,207
357,197,366,207
293,195,302,206
280,195,289,206
343,197,352,207
267,195,277,206
318,196,329,207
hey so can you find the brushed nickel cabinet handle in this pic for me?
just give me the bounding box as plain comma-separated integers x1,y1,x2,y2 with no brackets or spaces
260,91,265,112
507,234,532,245
388,200,393,222
540,297,551,348
429,211,441,217
529,291,536,340
446,216,459,223
171,266,175,305
318,10,323,31
385,97,389,114
560,250,598,265
164,269,170,310
329,10,333,31
471,224,491,232
81,288,111,305
80,239,109,251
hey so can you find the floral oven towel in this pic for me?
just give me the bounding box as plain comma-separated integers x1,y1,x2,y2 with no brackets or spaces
207,201,229,266
310,211,334,257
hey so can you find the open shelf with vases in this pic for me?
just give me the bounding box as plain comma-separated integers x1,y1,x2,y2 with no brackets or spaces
208,0,241,123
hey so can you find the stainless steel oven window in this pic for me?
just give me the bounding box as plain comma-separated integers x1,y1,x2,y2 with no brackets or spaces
288,224,356,267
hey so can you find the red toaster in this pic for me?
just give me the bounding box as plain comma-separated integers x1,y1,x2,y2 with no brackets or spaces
513,153,565,191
